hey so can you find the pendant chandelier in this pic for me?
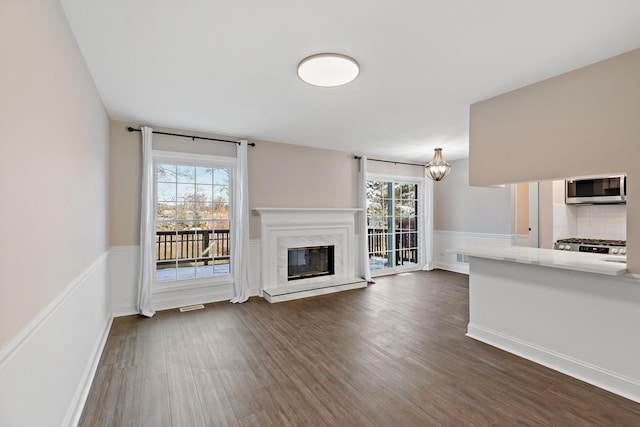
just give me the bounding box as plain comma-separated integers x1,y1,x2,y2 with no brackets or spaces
425,148,452,181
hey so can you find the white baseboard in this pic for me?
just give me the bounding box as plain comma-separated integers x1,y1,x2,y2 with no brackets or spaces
0,251,112,427
153,286,235,311
434,261,469,275
66,316,113,426
113,305,138,317
467,323,640,404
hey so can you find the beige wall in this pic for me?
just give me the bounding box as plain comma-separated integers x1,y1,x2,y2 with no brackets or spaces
110,122,359,244
434,159,513,234
515,183,529,235
0,0,110,347
367,159,426,178
469,49,640,271
538,181,554,249
248,140,359,239
109,121,236,246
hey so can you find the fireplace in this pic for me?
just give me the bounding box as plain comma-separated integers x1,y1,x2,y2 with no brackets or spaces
253,207,367,302
288,245,335,280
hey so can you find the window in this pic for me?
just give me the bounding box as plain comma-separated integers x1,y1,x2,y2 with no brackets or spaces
366,179,419,274
154,152,234,283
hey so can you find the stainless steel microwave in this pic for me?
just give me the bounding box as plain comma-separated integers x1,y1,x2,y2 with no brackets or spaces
565,175,626,204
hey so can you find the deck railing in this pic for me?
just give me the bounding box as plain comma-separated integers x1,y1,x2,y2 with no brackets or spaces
156,229,230,266
156,228,416,268
368,228,418,265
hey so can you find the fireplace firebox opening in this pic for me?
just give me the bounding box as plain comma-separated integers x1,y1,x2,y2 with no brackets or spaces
287,245,335,280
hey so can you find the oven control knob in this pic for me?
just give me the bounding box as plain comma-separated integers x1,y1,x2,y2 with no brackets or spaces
566,246,572,251
620,248,627,255
557,244,564,250
611,248,619,254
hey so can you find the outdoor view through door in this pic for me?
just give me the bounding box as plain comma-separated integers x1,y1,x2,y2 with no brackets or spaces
366,180,419,273
156,163,231,281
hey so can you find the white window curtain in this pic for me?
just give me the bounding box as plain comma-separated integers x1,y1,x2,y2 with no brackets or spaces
230,141,250,303
422,175,434,271
359,156,373,282
137,126,156,317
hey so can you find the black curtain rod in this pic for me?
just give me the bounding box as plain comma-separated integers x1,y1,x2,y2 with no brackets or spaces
127,127,255,146
353,155,424,167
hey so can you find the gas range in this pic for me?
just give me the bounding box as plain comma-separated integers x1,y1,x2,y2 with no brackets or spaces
554,238,626,255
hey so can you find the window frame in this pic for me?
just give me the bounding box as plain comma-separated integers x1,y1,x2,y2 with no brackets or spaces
152,150,236,291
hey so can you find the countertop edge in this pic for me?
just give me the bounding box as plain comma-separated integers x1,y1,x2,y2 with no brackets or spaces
447,246,628,277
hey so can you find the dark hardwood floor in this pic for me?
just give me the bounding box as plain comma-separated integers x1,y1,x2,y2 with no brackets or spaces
80,270,640,426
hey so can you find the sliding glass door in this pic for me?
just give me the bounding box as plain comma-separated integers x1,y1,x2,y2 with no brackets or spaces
366,179,419,274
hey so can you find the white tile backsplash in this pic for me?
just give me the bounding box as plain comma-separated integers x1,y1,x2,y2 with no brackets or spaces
553,203,576,241
553,203,626,242
575,204,626,240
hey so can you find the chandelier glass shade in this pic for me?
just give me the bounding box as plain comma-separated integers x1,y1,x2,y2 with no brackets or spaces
425,148,452,181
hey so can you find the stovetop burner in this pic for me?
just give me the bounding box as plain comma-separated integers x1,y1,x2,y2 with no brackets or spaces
556,238,626,247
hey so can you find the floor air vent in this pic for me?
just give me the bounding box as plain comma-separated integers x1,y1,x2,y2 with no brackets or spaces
179,304,204,312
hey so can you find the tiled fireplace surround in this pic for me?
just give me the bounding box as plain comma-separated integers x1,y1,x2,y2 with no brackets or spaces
253,208,367,302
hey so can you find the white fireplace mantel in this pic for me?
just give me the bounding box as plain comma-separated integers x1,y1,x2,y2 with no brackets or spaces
253,207,367,302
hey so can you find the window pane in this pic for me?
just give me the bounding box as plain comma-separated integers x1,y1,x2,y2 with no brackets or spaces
176,183,195,203
196,263,214,278
369,251,392,270
367,216,385,229
197,219,213,231
155,160,232,283
367,198,388,216
175,264,196,280
196,202,214,221
157,182,176,201
195,167,213,184
214,185,229,202
214,218,231,231
196,184,213,202
214,202,230,219
157,164,177,182
157,265,177,282
177,165,195,183
395,183,416,200
214,168,229,185
157,202,177,220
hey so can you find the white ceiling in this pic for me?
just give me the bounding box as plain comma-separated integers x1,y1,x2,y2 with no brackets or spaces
60,0,640,162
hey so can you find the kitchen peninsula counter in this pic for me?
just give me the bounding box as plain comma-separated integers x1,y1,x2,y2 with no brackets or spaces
448,245,640,403
450,245,629,277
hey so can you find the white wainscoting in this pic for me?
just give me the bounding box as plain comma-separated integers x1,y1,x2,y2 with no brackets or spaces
0,251,112,427
434,230,516,274
110,245,139,316
249,239,261,296
110,245,261,316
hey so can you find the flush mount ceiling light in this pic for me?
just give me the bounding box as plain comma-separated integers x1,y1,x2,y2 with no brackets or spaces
297,53,360,87
425,148,452,181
